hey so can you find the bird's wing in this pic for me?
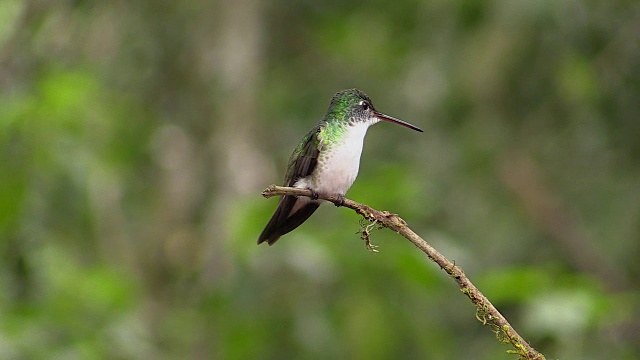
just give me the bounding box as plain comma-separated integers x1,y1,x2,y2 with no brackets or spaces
257,123,324,245
284,122,324,186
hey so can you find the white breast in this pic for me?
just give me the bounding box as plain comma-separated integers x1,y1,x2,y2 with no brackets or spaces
295,122,372,196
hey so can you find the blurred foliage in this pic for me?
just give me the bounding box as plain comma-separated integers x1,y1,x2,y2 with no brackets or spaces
1,0,639,359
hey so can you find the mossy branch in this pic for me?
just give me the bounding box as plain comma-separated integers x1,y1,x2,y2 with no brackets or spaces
262,185,546,360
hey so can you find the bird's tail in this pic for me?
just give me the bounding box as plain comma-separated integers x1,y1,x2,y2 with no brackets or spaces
258,196,320,245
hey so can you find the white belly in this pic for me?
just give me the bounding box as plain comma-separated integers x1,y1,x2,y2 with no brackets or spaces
295,123,369,196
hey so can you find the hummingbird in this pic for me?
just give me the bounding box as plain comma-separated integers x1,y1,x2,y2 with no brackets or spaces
258,88,422,245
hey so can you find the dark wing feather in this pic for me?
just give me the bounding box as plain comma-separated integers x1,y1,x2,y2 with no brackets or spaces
257,198,319,245
258,124,324,245
284,123,324,185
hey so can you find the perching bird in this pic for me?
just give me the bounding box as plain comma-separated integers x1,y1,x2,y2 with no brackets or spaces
258,89,422,245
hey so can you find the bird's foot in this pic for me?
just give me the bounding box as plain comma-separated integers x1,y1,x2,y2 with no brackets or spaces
334,194,345,207
309,189,319,200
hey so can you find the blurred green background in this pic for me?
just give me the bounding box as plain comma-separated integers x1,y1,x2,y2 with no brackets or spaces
1,0,639,359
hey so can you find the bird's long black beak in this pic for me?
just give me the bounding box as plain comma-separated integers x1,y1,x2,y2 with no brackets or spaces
374,111,423,132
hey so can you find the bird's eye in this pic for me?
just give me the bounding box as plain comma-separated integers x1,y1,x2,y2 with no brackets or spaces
359,101,370,111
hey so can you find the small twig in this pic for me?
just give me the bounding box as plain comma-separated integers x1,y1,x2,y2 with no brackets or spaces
262,185,546,360
358,218,381,252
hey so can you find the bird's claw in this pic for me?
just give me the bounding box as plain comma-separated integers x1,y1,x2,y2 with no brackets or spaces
334,194,345,207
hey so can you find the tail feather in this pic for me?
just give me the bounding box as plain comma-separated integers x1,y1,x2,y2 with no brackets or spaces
258,195,320,245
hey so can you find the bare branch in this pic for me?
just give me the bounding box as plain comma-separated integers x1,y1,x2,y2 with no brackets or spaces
262,185,546,360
